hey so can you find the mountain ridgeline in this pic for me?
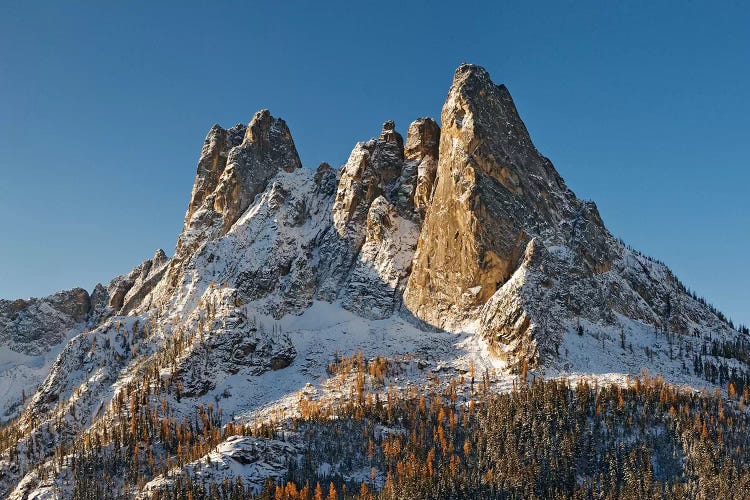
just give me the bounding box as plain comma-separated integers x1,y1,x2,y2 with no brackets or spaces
1,64,748,499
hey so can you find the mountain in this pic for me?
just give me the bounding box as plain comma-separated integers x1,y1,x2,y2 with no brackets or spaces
1,64,748,498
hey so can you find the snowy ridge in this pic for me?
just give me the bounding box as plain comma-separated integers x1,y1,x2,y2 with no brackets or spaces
0,64,747,498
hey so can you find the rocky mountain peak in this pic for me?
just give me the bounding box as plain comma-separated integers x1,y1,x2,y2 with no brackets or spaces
404,64,561,327
180,110,300,245
151,248,168,267
1,64,746,497
213,110,301,232
404,117,440,217
332,121,406,235
401,64,725,368
444,63,565,194
0,288,90,355
242,110,302,173
379,119,404,149
164,110,301,292
404,117,439,162
402,63,612,357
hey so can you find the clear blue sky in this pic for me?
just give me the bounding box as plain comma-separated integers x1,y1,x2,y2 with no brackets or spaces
1,2,748,326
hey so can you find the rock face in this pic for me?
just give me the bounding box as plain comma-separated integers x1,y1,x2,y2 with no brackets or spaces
318,120,420,305
404,118,440,217
2,63,748,498
93,249,170,318
165,110,301,293
0,288,90,356
404,64,577,328
398,65,619,364
161,117,431,323
213,110,302,233
183,124,247,229
332,121,405,237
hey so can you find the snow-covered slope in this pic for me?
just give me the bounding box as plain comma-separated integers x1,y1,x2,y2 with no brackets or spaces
1,64,747,498
0,247,170,423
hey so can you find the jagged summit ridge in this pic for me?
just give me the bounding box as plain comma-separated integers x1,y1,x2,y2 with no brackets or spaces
404,63,579,327
0,63,746,499
401,64,731,366
181,110,300,244
160,110,301,299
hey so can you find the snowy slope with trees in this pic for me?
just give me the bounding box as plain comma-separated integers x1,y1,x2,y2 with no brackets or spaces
1,64,748,499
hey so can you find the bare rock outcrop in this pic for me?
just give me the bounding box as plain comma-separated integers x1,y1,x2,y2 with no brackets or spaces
342,196,419,319
332,121,405,237
108,250,169,311
318,121,411,302
213,110,302,233
184,124,247,227
164,110,301,295
0,288,90,355
87,249,170,323
404,118,440,217
403,64,580,328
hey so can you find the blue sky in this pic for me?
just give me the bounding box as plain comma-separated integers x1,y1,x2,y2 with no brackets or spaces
0,2,748,326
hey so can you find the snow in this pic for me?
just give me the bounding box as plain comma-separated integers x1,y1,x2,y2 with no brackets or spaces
542,313,735,392
141,434,295,497
4,161,748,498
174,300,495,424
0,326,81,422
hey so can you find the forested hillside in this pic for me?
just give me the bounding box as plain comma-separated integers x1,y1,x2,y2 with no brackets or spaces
15,353,744,499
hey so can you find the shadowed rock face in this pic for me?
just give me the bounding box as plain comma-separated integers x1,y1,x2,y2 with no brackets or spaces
164,110,302,293
318,120,425,311
0,288,90,355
